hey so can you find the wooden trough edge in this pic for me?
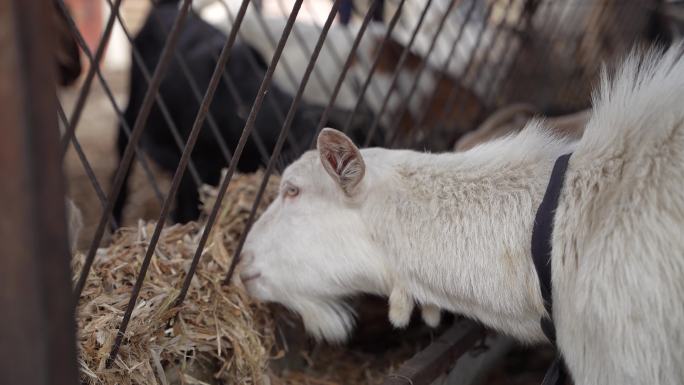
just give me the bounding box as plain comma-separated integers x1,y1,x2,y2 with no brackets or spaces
382,320,485,385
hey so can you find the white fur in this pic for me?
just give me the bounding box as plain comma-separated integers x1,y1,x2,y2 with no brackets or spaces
196,0,446,125
241,44,684,384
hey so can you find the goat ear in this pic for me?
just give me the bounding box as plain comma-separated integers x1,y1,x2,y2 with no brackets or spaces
317,128,365,195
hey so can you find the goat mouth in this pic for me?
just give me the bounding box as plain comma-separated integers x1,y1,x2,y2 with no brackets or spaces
240,272,261,283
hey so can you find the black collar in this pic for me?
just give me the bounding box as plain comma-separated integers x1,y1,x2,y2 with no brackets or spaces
531,153,572,385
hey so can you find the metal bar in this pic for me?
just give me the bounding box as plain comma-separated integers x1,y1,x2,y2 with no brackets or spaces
58,0,123,158
0,1,78,384
274,0,336,102
410,0,484,139
56,0,166,205
310,0,382,147
381,321,484,385
363,0,435,148
56,101,120,229
220,2,304,155
381,0,457,148
481,0,538,104
74,0,195,300
110,0,204,186
221,0,342,286
107,0,304,367
341,0,407,136
420,0,499,144
220,1,301,156
249,5,314,153
429,0,513,138
300,0,386,109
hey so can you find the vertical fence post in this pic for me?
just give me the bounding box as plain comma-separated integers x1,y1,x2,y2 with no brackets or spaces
0,0,79,384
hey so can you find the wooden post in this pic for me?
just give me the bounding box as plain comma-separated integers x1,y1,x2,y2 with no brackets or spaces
0,1,79,384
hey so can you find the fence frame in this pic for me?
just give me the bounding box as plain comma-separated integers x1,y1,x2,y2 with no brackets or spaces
0,0,79,384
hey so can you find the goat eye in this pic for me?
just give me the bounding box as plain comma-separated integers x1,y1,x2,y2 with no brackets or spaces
283,185,299,198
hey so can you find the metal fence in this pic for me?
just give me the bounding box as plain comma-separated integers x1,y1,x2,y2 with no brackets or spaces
1,0,674,384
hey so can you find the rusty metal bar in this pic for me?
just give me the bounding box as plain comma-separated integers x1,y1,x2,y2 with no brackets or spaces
56,101,119,229
222,0,342,286
0,0,78,384
481,0,539,104
310,0,382,146
381,321,484,385
430,0,517,141
274,0,335,102
218,3,304,155
74,0,195,300
420,0,499,144
58,0,123,158
301,0,381,104
382,0,457,148
55,0,167,207
409,0,484,141
341,0,407,137
109,0,205,186
364,0,435,147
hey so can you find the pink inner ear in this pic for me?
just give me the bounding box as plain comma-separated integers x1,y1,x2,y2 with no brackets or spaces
326,153,338,171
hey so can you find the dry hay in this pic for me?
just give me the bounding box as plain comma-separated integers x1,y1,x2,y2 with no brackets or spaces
75,171,279,385
74,171,423,385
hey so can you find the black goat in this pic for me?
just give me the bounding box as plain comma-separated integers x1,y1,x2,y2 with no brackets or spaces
114,3,378,224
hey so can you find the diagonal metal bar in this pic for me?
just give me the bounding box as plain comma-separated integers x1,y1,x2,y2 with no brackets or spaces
380,0,457,148
56,100,120,230
219,2,304,155
273,0,336,103
363,0,435,148
480,0,539,104
110,0,204,186
74,0,194,301
216,0,342,287
410,0,487,139
309,0,382,147
106,0,306,367
417,0,498,145
341,0,407,137
428,0,514,144
301,0,372,100
58,0,123,159
55,0,166,206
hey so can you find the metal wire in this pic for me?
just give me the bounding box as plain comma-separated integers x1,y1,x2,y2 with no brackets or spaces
56,100,119,230
418,1,498,144
480,0,538,104
112,0,213,187
58,0,123,159
220,2,305,154
341,0,407,137
382,0,458,148
75,0,195,302
363,0,436,148
432,0,516,134
310,0,383,146
301,0,379,103
274,0,335,102
409,0,485,141
56,0,166,207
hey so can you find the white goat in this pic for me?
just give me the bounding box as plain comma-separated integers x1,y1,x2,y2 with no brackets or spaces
240,45,684,384
194,0,463,130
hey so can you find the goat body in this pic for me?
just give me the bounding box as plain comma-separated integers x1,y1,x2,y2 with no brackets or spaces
241,45,684,384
